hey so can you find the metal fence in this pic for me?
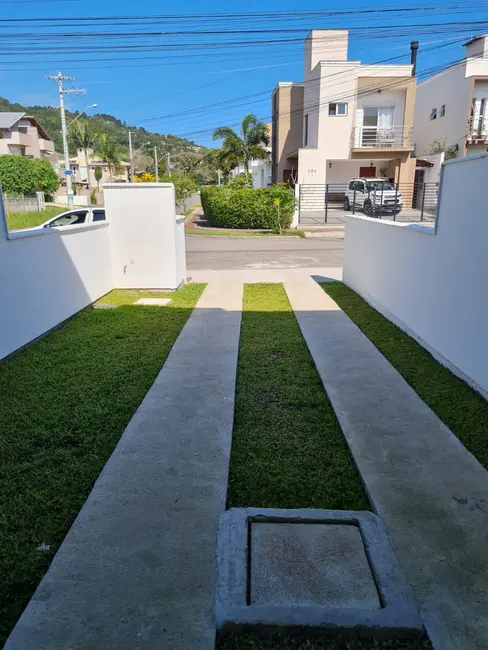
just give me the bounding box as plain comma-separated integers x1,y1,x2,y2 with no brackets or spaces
298,182,438,225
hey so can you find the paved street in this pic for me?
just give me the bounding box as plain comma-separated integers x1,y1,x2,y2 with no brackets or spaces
185,234,344,270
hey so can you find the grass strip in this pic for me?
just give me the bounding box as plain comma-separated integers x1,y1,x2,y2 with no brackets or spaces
321,283,488,470
0,283,205,644
6,207,65,231
227,283,368,511
218,633,432,650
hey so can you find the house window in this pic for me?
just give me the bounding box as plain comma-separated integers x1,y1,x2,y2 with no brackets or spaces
430,108,437,120
304,114,309,146
18,126,28,134
329,102,348,116
440,105,446,117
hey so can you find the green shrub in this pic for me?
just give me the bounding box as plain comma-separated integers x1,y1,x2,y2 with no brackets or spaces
0,155,59,195
200,185,295,230
226,172,252,188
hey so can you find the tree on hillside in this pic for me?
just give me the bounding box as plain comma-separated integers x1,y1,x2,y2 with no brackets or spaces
212,113,269,173
69,119,99,191
171,151,203,175
96,133,120,180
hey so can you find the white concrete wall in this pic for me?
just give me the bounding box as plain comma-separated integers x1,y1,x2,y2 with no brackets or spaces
0,202,112,360
414,65,471,157
421,153,445,184
342,153,488,396
104,183,186,290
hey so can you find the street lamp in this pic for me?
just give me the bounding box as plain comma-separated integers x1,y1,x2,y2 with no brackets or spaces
135,142,151,154
67,103,98,128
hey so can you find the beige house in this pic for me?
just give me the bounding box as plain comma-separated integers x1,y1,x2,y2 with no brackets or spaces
59,149,130,188
272,30,417,189
0,112,57,161
415,35,488,159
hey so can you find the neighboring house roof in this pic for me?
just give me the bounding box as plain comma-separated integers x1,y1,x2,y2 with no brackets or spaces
0,111,53,142
0,111,26,129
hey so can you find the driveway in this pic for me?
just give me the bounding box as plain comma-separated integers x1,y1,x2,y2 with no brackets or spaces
185,235,343,270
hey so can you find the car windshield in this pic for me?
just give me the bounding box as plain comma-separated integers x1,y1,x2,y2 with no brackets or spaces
366,181,395,191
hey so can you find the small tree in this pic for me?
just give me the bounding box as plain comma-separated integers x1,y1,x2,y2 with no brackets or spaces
213,113,270,173
0,155,58,195
96,133,120,180
69,119,98,191
94,166,102,190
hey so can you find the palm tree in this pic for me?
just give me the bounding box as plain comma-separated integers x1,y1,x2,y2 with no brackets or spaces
69,120,98,192
96,133,120,181
213,113,270,173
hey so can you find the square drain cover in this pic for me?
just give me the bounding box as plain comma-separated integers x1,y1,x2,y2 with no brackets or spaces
251,522,380,610
216,508,422,637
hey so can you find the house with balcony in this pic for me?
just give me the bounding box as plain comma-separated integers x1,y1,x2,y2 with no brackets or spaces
415,35,488,160
0,112,57,161
271,30,417,190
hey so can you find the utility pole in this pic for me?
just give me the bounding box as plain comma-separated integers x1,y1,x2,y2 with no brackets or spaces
128,130,134,181
166,152,171,178
46,72,86,210
154,146,159,182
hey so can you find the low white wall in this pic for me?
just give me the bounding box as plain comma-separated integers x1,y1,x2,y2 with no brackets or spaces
343,153,488,396
55,194,89,206
0,209,113,360
104,183,186,290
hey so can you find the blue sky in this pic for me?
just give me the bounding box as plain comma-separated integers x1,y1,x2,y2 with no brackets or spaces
1,0,487,146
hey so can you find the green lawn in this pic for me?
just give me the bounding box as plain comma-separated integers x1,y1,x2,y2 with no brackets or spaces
96,289,175,306
218,633,431,650
6,206,65,231
321,283,488,471
185,228,305,238
0,283,205,645
227,283,368,511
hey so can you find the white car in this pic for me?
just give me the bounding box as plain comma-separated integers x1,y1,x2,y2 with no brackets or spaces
344,178,403,216
41,207,106,229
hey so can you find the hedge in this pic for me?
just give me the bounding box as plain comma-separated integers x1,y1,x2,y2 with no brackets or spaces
200,185,295,229
0,156,59,196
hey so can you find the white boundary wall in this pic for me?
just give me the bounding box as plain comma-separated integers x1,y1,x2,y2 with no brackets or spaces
0,182,186,360
0,212,112,360
343,153,488,397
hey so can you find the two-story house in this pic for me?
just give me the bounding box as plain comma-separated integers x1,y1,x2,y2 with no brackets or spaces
415,35,488,159
0,112,56,161
272,30,417,191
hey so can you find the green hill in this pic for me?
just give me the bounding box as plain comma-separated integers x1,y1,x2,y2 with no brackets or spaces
0,97,202,157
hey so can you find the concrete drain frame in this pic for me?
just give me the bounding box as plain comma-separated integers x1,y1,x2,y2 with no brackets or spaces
216,508,423,638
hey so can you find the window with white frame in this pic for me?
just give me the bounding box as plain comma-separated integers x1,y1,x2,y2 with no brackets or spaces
440,105,446,117
329,102,348,116
430,108,437,120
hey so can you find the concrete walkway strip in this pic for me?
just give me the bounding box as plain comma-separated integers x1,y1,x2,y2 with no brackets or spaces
285,279,488,650
6,283,243,650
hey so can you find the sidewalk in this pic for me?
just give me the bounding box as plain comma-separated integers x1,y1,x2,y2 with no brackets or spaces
6,284,243,650
285,278,488,650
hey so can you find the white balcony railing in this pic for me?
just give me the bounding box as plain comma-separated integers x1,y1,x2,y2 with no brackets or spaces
352,125,413,149
467,116,488,140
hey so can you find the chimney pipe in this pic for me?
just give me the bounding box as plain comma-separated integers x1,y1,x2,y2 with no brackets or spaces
410,41,419,77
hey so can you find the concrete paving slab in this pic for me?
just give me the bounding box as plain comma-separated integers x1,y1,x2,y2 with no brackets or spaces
285,278,488,650
251,523,380,609
6,283,243,650
92,303,117,309
133,297,172,306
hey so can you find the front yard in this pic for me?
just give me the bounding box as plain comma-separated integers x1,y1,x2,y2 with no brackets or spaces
5,207,65,231
0,284,204,644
